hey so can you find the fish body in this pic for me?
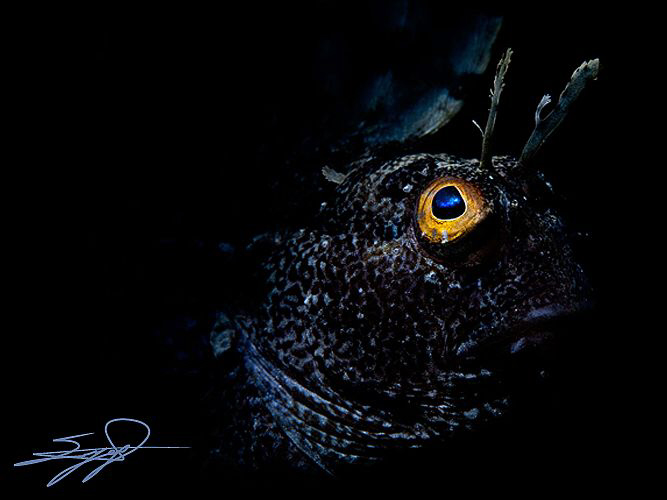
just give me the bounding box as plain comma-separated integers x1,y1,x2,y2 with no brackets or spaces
211,150,591,474
204,8,599,477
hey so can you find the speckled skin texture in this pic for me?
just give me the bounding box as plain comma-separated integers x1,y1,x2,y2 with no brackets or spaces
211,152,590,475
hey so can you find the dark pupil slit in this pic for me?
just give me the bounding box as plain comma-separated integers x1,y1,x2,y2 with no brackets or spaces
432,186,465,220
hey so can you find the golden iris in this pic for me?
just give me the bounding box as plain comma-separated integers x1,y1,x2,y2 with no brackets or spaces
416,177,488,244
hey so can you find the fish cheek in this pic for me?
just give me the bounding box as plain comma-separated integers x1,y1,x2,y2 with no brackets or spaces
325,239,461,388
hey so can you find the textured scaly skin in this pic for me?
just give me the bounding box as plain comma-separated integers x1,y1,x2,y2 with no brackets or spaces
211,152,590,474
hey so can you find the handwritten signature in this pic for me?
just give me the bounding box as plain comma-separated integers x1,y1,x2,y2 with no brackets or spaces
14,418,190,487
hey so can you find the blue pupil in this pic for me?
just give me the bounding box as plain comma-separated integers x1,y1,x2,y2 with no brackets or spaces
432,186,465,220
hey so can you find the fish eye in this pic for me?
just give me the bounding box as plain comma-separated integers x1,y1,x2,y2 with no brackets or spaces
416,178,488,244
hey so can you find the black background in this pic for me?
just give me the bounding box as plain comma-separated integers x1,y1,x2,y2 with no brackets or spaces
5,3,653,497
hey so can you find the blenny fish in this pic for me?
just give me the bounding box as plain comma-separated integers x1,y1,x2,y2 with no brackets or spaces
210,46,599,476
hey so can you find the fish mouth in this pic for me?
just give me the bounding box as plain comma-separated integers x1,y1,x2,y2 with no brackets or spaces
457,300,595,368
448,299,596,422
504,302,594,355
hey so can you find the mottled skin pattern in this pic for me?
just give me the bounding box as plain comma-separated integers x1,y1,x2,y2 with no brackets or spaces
211,152,590,475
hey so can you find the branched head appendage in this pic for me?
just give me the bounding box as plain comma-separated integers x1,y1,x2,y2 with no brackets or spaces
479,48,513,170
519,58,600,167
